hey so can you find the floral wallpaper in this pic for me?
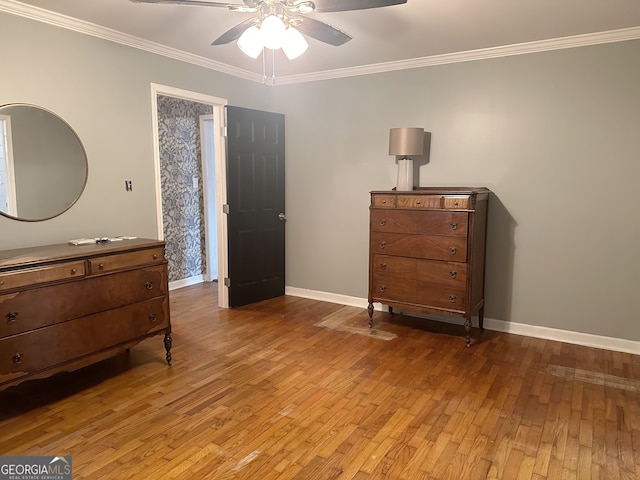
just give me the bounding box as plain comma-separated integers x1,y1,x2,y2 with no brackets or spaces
157,95,212,282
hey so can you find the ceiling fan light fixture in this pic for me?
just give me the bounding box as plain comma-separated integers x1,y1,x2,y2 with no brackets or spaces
260,15,286,50
282,27,308,60
294,1,315,14
237,25,263,58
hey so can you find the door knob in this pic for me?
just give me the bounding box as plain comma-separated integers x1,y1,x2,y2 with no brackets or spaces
278,213,286,221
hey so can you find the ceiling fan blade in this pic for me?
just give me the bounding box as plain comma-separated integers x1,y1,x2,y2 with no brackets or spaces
130,0,246,8
311,0,407,13
211,18,257,45
296,17,352,46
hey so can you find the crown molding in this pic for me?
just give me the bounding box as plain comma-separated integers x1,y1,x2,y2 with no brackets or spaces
0,0,263,83
2,0,639,86
275,26,640,85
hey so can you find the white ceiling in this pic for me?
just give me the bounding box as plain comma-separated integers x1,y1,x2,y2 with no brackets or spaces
3,0,640,83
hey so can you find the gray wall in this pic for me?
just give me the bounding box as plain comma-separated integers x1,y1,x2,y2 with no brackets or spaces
1,11,639,341
273,40,640,341
0,12,274,245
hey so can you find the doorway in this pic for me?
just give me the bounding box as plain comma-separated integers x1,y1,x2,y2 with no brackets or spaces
150,84,229,308
200,114,217,282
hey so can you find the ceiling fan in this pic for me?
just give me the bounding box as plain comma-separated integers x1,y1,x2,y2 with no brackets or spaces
130,0,408,59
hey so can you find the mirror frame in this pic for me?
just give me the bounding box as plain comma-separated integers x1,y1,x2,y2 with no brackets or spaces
0,103,88,222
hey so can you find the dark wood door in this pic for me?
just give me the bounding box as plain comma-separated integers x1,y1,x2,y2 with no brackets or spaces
226,106,285,307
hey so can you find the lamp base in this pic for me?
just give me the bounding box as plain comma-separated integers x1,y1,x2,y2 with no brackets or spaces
396,158,414,191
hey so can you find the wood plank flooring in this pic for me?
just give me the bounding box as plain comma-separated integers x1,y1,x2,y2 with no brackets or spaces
1,282,639,479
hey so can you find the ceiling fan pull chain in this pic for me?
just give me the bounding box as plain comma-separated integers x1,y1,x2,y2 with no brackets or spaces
272,48,276,85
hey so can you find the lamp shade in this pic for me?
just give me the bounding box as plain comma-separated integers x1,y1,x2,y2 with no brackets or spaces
260,15,286,50
237,25,263,59
389,127,424,156
282,27,308,60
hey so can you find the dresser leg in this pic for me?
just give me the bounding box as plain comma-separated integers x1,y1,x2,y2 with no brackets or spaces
164,333,172,366
367,302,374,328
464,318,472,347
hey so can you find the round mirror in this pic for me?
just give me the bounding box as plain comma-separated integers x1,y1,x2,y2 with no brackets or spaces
0,104,88,222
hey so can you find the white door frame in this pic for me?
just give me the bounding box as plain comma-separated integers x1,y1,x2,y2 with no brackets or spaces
199,113,217,283
150,83,229,308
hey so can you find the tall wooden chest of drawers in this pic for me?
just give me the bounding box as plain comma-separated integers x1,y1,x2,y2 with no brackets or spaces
0,238,172,391
367,187,490,346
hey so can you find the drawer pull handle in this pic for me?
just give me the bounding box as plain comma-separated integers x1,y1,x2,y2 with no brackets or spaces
379,218,386,226
71,268,78,275
98,263,105,270
153,254,158,260
145,281,153,290
380,263,387,270
12,353,23,365
453,201,459,206
449,247,457,255
449,295,457,303
148,313,157,323
6,311,19,324
450,223,458,230
379,241,386,249
450,271,457,279
0,280,4,286
379,285,387,292
416,201,421,205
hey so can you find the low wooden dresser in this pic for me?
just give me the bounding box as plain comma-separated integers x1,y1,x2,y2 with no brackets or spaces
367,187,490,346
0,238,171,391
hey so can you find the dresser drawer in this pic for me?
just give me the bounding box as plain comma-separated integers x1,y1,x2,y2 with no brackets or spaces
0,296,169,379
88,248,164,274
370,277,466,310
371,209,468,236
371,232,467,262
372,255,467,285
443,196,470,209
0,261,85,293
371,194,396,208
396,195,442,209
0,265,167,338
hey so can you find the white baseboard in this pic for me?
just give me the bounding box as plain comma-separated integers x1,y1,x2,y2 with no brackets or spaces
169,275,204,291
285,286,640,355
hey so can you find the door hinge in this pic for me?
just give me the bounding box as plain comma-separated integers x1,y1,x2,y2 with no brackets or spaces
223,277,231,287
222,204,230,214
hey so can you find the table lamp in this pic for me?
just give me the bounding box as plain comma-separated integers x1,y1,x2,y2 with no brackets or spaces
389,127,424,191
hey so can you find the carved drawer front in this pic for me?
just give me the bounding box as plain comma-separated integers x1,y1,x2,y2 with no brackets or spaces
371,209,468,236
0,297,169,379
0,265,167,338
0,261,85,293
370,278,466,310
371,194,396,208
371,255,416,277
373,256,466,286
417,282,466,310
88,248,164,274
443,196,470,209
371,232,468,262
396,195,443,209
416,259,467,286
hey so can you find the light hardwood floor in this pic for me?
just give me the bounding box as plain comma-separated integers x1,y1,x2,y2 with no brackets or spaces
1,282,639,479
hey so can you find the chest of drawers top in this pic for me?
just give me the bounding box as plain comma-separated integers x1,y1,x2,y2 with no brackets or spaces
0,238,165,293
370,187,490,211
